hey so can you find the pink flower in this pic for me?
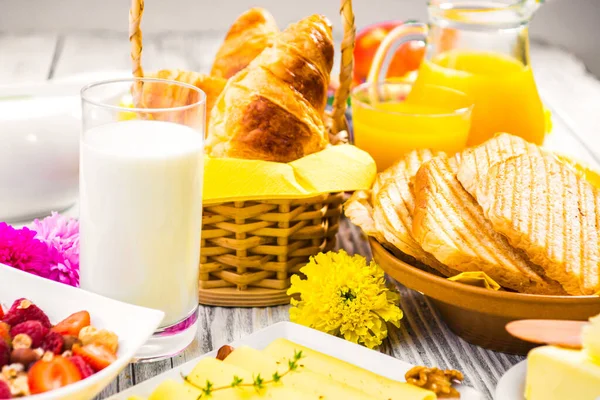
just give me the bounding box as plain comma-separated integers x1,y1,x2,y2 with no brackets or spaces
0,223,56,278
30,212,79,287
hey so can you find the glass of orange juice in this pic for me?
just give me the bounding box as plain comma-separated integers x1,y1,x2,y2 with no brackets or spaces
351,80,472,171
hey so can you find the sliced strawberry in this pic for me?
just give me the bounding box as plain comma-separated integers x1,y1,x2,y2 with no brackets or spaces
0,322,11,346
72,344,116,371
0,305,4,319
28,356,82,394
51,311,90,337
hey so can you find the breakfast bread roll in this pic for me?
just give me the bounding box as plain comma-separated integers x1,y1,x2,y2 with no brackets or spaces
206,14,334,162
210,8,279,79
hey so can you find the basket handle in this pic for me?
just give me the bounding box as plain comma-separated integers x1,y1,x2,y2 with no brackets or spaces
329,0,355,143
129,0,145,102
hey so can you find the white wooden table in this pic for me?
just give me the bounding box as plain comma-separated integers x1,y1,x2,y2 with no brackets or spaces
1,32,600,400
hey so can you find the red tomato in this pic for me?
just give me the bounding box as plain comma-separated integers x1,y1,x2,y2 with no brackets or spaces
353,21,426,85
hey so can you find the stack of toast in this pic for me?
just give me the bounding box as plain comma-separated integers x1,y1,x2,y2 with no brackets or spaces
346,133,600,296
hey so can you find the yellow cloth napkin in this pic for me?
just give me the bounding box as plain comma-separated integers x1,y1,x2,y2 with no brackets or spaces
203,144,377,204
447,271,502,291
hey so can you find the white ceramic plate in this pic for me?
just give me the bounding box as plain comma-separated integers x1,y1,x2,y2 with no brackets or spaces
109,321,484,400
0,264,165,400
495,360,526,400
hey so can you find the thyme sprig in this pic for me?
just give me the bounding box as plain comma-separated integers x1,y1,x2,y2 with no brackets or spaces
182,350,304,398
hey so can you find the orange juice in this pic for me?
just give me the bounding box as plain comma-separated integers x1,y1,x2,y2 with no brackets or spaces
413,50,546,146
351,82,471,172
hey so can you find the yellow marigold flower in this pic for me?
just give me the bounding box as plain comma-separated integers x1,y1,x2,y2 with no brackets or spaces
287,250,403,349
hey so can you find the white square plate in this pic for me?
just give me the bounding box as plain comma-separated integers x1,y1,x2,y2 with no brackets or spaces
0,264,165,400
109,321,484,399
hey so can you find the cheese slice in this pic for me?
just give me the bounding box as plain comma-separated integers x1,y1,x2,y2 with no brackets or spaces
525,346,600,400
183,357,316,399
224,346,379,399
264,339,436,400
147,380,201,400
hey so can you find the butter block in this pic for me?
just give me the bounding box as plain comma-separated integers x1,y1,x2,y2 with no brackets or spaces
264,338,436,400
525,346,600,400
583,314,600,362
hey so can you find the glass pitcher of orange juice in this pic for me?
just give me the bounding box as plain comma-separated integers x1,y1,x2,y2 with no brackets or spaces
369,0,547,146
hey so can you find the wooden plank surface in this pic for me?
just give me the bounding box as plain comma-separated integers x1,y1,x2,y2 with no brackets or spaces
2,32,600,400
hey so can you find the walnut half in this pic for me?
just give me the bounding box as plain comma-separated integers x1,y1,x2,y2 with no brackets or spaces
405,366,464,398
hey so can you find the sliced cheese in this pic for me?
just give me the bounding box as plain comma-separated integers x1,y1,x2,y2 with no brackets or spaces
147,380,200,400
224,345,378,399
264,339,436,400
525,346,600,400
184,357,317,399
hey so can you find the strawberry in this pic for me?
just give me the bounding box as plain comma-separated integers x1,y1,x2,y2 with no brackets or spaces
28,356,82,394
2,298,51,328
0,322,11,346
41,332,64,354
51,311,90,337
10,321,49,348
0,379,10,399
0,304,4,319
68,356,94,379
72,344,116,371
0,340,9,368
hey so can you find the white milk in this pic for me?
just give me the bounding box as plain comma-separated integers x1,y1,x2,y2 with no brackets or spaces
80,120,203,327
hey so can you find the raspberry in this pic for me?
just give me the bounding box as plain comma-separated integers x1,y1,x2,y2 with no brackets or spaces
0,379,10,399
10,321,49,348
2,299,51,328
68,355,94,379
41,332,64,354
0,340,9,368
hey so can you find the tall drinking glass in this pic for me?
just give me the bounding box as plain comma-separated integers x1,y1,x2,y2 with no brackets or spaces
80,78,205,361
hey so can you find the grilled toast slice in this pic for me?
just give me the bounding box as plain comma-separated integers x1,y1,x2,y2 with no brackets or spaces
457,133,539,196
372,150,458,277
344,190,388,246
472,151,600,295
412,155,566,295
372,149,443,201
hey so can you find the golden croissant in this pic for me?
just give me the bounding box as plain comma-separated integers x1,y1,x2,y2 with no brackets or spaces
136,70,227,124
211,8,279,79
206,14,335,163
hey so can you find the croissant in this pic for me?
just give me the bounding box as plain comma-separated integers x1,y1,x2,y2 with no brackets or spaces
206,14,335,163
211,8,279,79
138,70,227,124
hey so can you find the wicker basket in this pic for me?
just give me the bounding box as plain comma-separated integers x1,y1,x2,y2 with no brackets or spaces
129,0,356,306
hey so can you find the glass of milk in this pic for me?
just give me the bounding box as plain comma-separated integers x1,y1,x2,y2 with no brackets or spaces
80,78,205,361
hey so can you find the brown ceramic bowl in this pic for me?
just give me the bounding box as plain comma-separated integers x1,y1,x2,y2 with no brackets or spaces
370,238,600,355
